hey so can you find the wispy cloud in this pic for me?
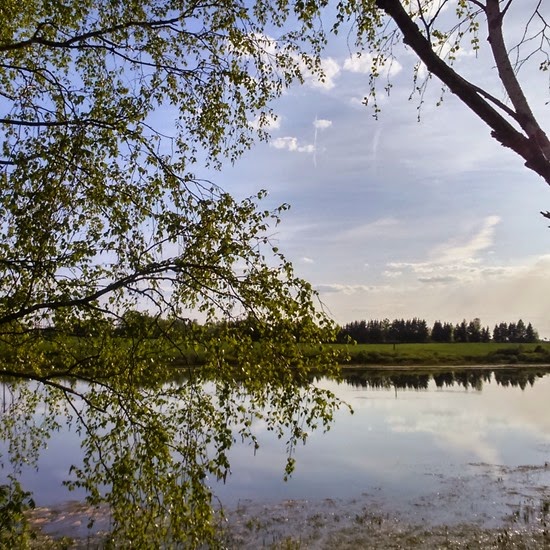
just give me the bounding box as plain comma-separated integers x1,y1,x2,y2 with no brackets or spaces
417,275,459,284
382,215,502,282
332,217,402,242
383,270,403,278
432,215,500,263
315,283,378,294
313,117,332,167
370,127,382,162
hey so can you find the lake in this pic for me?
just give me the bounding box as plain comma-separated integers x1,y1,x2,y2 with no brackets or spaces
212,367,550,525
2,366,550,541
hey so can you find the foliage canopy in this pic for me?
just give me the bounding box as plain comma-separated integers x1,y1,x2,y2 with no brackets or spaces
0,1,343,546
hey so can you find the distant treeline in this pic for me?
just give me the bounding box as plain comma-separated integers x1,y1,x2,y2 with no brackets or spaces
39,310,540,346
337,318,539,344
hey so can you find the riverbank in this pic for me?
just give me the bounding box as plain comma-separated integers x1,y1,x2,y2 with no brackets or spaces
30,507,550,549
30,458,550,548
337,342,550,367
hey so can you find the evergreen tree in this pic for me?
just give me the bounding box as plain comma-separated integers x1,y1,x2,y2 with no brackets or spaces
516,319,527,343
467,318,482,342
525,323,539,343
431,321,444,342
454,320,469,343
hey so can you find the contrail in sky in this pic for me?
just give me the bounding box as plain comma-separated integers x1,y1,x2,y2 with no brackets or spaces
313,115,318,168
371,127,382,162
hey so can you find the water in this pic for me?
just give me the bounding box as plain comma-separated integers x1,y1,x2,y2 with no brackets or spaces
3,367,550,534
210,368,550,523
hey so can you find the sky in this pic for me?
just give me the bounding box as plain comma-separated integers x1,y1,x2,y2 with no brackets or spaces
211,3,550,338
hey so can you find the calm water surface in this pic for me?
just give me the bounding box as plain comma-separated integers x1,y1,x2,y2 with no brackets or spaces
3,368,550,527
213,369,550,506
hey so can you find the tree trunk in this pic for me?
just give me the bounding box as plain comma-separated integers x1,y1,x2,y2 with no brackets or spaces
375,0,550,188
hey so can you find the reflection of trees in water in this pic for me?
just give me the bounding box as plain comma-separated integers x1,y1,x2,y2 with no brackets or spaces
449,370,492,391
493,370,539,390
0,356,344,547
344,372,430,390
343,369,549,392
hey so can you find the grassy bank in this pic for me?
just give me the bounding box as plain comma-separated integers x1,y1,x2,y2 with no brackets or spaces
335,342,550,366
2,337,550,373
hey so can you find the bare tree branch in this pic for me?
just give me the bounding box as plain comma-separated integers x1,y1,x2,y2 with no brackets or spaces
486,0,550,163
375,0,550,185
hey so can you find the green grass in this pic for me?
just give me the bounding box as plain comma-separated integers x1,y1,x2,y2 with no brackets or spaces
2,334,549,373
333,342,550,366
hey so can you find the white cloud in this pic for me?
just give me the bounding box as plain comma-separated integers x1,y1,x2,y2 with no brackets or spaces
270,136,314,153
343,53,371,74
250,33,279,56
344,52,402,77
249,113,281,131
315,283,378,295
314,119,332,130
303,57,341,90
383,270,403,278
301,256,314,264
414,0,451,21
417,275,459,284
349,96,365,108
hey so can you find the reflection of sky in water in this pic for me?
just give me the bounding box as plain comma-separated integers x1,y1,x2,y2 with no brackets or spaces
1,372,550,508
212,374,550,506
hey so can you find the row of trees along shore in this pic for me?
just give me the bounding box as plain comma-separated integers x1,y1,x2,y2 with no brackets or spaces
337,318,540,345
48,312,540,346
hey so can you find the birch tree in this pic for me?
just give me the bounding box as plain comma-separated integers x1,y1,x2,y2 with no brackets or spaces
329,0,550,215
0,2,342,545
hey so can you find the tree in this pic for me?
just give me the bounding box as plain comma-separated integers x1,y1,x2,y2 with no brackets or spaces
499,321,509,341
292,1,550,217
440,322,454,342
454,319,469,342
431,320,445,342
516,318,527,342
507,321,518,342
412,317,430,342
0,2,344,545
493,322,509,342
525,321,538,343
467,318,482,342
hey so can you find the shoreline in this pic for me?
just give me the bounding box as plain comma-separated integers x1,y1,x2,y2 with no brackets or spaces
340,363,550,370
30,459,550,548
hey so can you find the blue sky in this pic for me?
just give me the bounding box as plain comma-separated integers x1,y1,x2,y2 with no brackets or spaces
208,4,550,338
3,3,547,337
